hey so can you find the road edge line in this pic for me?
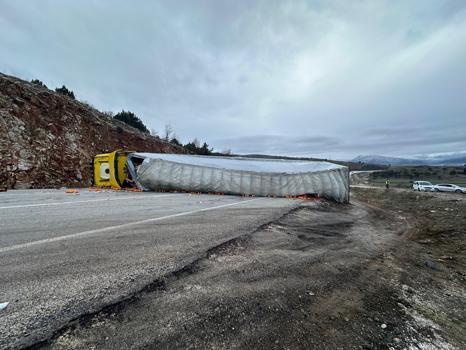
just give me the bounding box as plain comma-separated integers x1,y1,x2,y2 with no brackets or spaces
0,197,263,253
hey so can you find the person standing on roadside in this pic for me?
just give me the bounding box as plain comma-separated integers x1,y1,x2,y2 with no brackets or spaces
385,179,390,189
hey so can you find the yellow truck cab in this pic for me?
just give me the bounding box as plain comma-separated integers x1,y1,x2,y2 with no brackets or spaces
93,150,132,188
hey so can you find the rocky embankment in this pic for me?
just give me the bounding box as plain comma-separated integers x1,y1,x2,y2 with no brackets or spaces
0,73,183,189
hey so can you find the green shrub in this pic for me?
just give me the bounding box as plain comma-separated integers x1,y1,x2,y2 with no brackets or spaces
31,79,47,88
113,110,149,134
170,137,182,146
55,85,75,99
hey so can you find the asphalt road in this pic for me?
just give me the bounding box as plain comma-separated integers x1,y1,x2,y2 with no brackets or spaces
0,189,298,349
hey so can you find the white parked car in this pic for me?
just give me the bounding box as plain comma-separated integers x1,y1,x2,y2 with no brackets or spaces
413,181,435,191
433,184,466,193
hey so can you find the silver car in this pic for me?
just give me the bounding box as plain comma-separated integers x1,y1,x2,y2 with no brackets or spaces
433,184,466,193
413,181,434,192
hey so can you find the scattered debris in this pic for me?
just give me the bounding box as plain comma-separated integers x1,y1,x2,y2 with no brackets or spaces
65,189,79,194
125,188,143,192
418,239,433,245
0,302,9,311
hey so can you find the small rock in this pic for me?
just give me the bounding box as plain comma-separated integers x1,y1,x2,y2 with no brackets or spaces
344,317,350,322
381,324,387,329
440,255,454,260
424,260,436,270
393,337,400,343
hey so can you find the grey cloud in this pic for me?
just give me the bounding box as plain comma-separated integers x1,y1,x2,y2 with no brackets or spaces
215,128,466,159
1,0,465,159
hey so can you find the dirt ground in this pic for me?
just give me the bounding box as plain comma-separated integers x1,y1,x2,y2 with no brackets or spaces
353,188,465,349
33,188,465,350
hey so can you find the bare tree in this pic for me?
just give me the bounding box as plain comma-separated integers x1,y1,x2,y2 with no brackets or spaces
150,128,158,137
192,137,200,148
164,123,174,141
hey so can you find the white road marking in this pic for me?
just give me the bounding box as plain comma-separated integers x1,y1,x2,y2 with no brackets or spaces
0,194,178,210
350,185,382,189
0,191,72,196
0,198,263,253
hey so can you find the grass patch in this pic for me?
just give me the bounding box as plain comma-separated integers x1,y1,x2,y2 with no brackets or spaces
370,166,466,188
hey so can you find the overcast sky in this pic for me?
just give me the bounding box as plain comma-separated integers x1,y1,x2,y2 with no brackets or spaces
1,0,465,159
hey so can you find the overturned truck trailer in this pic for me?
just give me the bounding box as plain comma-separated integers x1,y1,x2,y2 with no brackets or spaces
123,153,349,203
93,151,349,202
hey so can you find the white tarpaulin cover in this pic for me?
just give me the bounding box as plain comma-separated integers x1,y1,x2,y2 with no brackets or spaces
128,153,349,202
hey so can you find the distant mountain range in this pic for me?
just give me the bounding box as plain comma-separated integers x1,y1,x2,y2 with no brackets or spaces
352,154,466,166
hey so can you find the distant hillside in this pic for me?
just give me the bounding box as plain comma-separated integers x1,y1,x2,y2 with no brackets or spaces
0,72,184,189
429,155,466,165
237,153,386,171
352,154,466,166
352,155,426,166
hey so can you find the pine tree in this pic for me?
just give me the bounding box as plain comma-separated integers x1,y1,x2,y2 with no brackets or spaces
170,137,182,146
55,85,75,99
113,110,149,134
31,79,47,88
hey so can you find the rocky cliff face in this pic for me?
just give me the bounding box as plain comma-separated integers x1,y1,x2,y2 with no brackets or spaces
0,73,184,189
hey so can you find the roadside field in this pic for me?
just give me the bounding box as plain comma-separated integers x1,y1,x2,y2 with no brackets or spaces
364,166,466,188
